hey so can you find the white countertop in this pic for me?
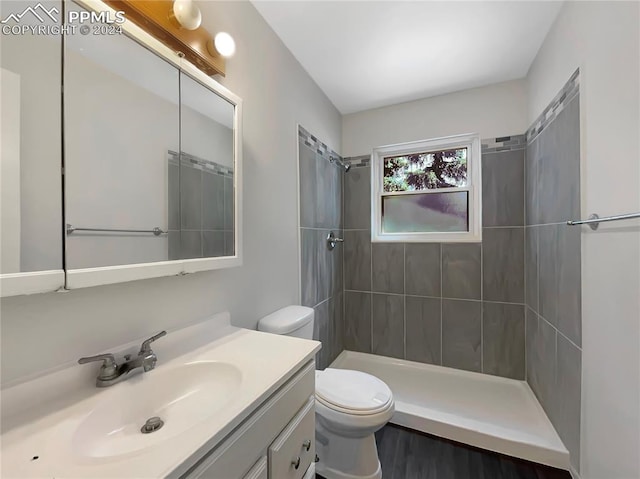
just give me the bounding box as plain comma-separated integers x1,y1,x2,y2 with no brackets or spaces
1,313,320,478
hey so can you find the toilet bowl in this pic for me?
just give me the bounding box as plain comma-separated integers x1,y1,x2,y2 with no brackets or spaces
257,306,395,479
314,368,394,479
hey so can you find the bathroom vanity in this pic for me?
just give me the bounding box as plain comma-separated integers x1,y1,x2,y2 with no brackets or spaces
0,313,320,478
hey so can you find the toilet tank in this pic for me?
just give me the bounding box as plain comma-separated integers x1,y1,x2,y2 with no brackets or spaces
257,305,314,339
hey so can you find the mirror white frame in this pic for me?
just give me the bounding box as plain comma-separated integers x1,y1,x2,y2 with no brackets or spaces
0,271,65,298
64,0,243,290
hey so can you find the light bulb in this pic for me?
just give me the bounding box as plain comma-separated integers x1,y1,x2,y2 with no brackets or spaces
214,32,235,58
172,0,201,30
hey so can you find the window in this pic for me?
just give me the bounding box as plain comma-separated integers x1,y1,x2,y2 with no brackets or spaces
371,134,481,242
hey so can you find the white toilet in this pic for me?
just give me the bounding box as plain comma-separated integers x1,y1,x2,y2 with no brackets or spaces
258,305,394,479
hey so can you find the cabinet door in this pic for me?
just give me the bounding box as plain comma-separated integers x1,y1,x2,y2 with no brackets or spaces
268,397,315,479
243,457,267,479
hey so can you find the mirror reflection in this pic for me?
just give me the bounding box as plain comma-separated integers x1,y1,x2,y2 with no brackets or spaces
0,1,63,275
64,4,235,270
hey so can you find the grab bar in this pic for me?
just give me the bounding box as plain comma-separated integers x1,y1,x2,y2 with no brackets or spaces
66,224,167,236
567,212,640,230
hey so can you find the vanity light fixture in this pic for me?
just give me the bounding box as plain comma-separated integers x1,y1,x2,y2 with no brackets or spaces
213,32,235,58
171,0,201,30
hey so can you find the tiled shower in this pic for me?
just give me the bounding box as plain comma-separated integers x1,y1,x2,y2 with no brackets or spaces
298,70,582,471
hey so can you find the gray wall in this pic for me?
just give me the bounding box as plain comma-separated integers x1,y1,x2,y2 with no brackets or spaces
298,126,344,369
525,72,582,472
342,137,527,380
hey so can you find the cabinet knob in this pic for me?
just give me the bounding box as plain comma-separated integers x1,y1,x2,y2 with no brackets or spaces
303,439,311,452
292,456,301,470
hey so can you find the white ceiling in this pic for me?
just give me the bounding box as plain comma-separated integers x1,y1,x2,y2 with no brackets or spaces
252,1,563,114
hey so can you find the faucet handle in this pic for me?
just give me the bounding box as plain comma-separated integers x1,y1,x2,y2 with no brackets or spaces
78,353,118,379
139,330,167,355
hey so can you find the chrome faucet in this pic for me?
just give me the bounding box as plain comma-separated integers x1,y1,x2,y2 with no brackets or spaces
78,331,167,387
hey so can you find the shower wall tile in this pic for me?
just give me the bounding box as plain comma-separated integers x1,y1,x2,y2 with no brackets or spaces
314,299,330,370
405,296,441,365
525,226,539,313
344,230,371,291
344,291,372,354
482,150,525,227
536,98,581,226
442,299,482,373
482,302,525,379
482,227,525,303
442,244,482,300
372,243,404,294
405,243,441,297
344,166,371,230
180,165,202,230
223,176,234,231
556,334,582,468
299,144,319,229
526,309,557,419
372,294,405,359
202,172,225,230
525,137,540,226
180,230,201,259
329,293,344,365
202,231,225,257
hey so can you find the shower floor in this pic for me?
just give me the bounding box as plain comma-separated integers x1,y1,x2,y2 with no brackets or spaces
330,351,569,471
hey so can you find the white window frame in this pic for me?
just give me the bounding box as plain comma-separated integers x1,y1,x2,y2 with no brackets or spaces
371,133,482,243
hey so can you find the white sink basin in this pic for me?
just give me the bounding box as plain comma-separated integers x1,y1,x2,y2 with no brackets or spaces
72,361,242,459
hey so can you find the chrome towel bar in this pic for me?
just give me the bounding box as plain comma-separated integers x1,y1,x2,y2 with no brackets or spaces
567,212,640,230
66,224,167,236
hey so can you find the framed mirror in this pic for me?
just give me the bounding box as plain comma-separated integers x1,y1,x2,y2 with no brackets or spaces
63,0,242,289
0,1,65,297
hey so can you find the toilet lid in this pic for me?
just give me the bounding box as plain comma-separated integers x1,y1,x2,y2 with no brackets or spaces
315,369,393,415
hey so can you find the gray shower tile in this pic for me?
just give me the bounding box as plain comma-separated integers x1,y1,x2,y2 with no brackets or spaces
168,230,180,260
525,137,540,225
539,224,581,346
344,165,371,230
180,165,202,230
372,294,404,359
300,229,330,307
405,243,441,297
344,230,371,291
224,231,234,256
526,309,556,416
314,299,330,369
442,299,481,373
555,334,582,469
482,228,525,303
442,244,481,300
329,292,344,365
202,172,225,230
223,176,234,231
482,302,525,379
203,231,225,257
482,150,525,227
344,291,372,353
405,296,441,365
525,226,539,313
330,230,344,295
536,98,580,225
299,143,318,228
372,243,404,294
168,163,180,230
180,230,202,259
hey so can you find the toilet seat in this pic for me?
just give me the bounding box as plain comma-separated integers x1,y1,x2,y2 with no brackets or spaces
315,369,393,416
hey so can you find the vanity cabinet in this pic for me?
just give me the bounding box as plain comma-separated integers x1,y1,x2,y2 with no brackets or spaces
178,360,316,479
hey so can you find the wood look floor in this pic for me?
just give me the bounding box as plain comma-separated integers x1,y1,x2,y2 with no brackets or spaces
318,424,571,479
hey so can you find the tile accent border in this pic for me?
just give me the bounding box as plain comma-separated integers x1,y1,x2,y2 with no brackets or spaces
298,125,341,164
526,68,580,144
343,155,370,168
168,150,234,177
481,135,526,153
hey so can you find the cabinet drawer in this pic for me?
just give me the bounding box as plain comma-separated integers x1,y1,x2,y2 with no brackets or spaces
243,457,267,479
268,397,315,479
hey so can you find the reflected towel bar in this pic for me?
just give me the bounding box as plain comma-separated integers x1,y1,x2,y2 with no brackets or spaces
66,224,167,236
567,212,640,230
